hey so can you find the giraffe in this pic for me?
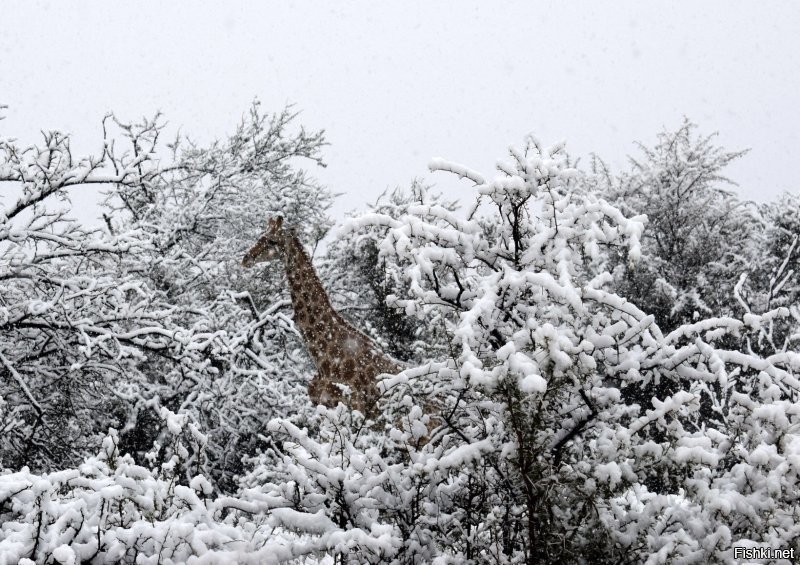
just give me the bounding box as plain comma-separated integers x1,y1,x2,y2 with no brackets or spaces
242,216,403,416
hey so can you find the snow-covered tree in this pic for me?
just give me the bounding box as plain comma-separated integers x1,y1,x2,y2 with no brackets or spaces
592,120,759,332
322,181,453,364
101,102,334,492
0,102,334,494
252,135,799,563
735,191,800,356
0,109,225,473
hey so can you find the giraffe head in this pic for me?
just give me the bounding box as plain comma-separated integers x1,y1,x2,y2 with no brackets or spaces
242,216,286,267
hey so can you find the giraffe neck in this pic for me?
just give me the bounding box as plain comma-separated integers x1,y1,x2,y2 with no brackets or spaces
275,230,401,415
280,232,341,360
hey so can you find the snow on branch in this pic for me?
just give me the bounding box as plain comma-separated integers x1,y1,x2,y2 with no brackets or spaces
428,157,486,186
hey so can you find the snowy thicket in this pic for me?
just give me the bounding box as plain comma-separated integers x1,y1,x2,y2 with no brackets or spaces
1,108,799,564
738,191,800,353
0,102,333,494
241,134,799,562
0,112,205,473
591,120,760,332
321,182,454,364
101,103,334,492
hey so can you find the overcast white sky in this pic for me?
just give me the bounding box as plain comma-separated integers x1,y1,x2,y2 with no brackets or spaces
2,2,798,226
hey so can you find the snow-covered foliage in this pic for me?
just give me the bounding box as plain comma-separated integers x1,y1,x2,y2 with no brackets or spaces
0,417,364,565
2,105,799,563
296,135,798,562
101,102,334,492
592,120,760,331
736,191,800,355
321,182,454,364
0,103,332,494
0,112,214,473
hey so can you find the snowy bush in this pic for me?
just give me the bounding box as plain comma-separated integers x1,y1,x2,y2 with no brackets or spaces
0,421,221,564
0,112,214,472
592,120,760,332
0,103,332,493
0,411,414,564
269,134,798,563
322,181,455,364
2,105,799,563
736,191,800,355
101,102,334,492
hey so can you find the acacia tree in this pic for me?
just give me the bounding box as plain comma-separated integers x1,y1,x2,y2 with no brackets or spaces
254,135,799,563
100,102,334,492
734,191,800,356
0,107,216,471
0,103,333,493
592,120,760,332
236,138,647,562
321,181,454,364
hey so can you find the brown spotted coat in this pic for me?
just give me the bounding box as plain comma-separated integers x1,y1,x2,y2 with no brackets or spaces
243,217,402,416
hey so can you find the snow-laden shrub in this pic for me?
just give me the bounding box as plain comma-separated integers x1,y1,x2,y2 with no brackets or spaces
0,407,412,564
321,182,454,365
102,103,333,493
0,113,215,473
0,415,224,564
591,120,760,332
253,135,800,563
0,104,331,493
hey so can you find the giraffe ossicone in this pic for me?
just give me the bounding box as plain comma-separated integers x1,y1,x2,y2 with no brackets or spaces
242,216,403,416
